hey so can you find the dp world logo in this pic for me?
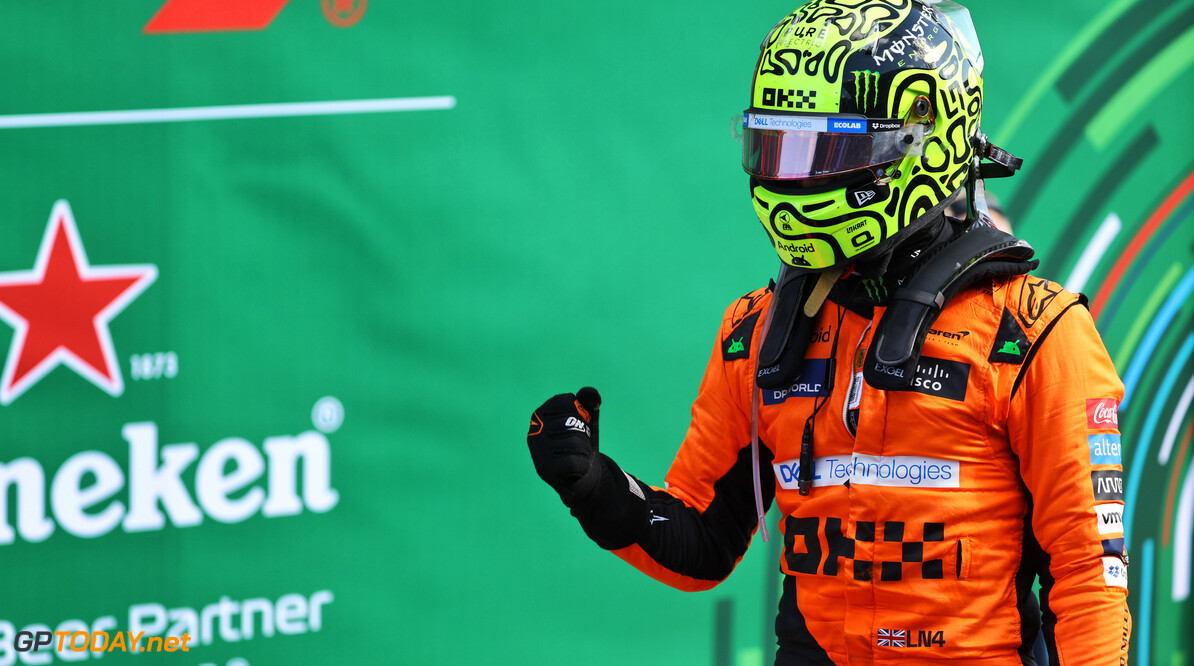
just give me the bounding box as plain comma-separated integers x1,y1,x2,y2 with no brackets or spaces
0,201,157,405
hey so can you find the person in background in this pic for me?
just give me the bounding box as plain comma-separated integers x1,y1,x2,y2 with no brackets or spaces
527,1,1131,663
948,190,1013,233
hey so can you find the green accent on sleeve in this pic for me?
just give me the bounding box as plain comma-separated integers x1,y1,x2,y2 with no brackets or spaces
998,340,1022,355
727,337,745,354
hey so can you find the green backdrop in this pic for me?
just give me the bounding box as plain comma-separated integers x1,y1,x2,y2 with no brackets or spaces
0,1,1189,664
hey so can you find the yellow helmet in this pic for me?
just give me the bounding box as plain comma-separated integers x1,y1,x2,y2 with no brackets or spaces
742,0,985,270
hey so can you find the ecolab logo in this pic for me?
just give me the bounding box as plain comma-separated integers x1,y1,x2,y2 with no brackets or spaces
0,422,338,546
0,201,157,405
827,118,865,133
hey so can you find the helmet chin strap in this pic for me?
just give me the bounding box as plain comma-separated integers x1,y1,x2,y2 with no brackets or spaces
803,267,847,317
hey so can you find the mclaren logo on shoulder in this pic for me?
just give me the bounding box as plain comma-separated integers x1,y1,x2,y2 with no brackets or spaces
0,201,157,405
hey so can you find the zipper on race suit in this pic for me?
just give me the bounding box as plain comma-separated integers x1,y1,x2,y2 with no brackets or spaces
842,321,872,437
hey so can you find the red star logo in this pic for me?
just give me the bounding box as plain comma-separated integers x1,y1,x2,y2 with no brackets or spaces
0,201,157,405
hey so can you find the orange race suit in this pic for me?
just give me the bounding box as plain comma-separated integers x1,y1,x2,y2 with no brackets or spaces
566,273,1131,665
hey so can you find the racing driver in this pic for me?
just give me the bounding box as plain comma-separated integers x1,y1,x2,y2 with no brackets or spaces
527,1,1132,663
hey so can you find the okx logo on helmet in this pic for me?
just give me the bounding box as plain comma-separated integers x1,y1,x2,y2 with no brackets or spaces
740,0,985,271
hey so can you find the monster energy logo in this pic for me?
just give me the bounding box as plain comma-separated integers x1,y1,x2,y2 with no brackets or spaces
853,70,881,113
861,278,888,302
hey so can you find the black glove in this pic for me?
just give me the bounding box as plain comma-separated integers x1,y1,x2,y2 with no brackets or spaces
527,387,602,502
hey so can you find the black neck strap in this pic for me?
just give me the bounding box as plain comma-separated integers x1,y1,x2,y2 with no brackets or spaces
756,265,822,390
862,225,1038,391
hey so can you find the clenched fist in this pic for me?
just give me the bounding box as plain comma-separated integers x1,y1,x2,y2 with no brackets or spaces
527,387,602,501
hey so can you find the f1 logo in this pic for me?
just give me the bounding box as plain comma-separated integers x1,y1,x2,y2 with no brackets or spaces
144,0,293,33
143,0,367,33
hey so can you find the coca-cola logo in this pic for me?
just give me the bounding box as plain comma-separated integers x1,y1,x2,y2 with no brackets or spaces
1086,398,1120,429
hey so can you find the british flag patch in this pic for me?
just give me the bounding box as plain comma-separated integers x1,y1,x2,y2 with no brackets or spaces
877,628,906,647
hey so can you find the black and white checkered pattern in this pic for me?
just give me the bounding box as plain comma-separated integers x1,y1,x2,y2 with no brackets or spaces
793,90,817,110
